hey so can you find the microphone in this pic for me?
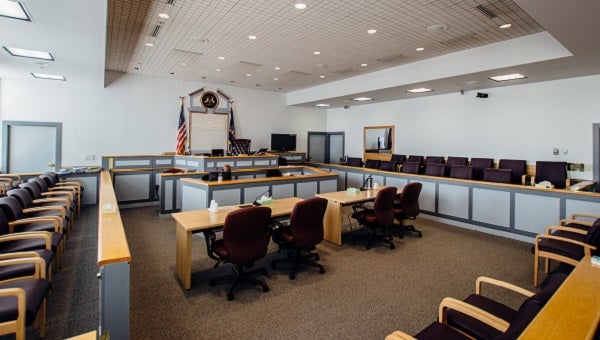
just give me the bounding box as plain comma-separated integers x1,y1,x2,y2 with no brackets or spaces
360,175,373,191
252,189,272,206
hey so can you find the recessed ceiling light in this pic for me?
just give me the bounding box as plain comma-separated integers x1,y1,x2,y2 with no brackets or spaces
319,75,325,78
0,1,31,21
273,77,279,81
246,73,252,77
158,13,169,19
274,66,281,70
360,63,368,67
352,97,373,101
215,68,221,72
315,103,331,107
406,88,433,93
145,43,154,47
489,73,526,82
499,23,512,29
31,73,66,81
218,56,225,60
180,62,187,66
248,35,257,40
294,3,307,10
313,51,321,55
367,29,377,34
3,46,54,60
416,47,425,52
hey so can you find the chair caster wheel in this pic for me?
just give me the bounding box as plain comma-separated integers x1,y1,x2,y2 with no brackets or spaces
314,255,320,261
209,280,215,287
289,273,296,280
227,293,234,301
417,232,423,238
319,268,325,274
365,245,371,250
262,285,269,292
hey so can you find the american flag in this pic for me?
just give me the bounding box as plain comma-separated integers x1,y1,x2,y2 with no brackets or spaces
228,106,236,153
176,101,187,155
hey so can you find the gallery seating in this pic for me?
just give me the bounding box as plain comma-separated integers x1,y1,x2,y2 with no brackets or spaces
378,161,398,172
346,157,363,167
390,154,406,165
483,168,512,184
424,156,444,164
424,163,445,177
449,165,473,180
271,197,328,279
446,156,468,166
498,159,527,185
401,162,421,174
364,159,380,169
470,158,494,180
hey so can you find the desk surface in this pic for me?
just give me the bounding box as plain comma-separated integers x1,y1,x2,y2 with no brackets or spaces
316,187,384,204
172,197,303,232
519,256,600,339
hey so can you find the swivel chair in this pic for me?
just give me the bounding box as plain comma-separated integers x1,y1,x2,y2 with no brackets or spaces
393,182,422,237
271,197,328,279
207,206,272,300
351,186,397,250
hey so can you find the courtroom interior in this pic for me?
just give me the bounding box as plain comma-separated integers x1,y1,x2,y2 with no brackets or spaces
0,0,599,339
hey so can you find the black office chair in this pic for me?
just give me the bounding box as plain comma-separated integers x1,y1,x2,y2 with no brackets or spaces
393,182,423,237
271,197,328,279
207,206,272,300
351,186,397,250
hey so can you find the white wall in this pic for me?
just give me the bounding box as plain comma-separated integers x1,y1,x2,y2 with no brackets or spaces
327,74,600,179
0,72,325,167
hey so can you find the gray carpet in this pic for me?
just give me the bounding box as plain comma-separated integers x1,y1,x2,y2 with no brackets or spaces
122,207,534,340
11,206,537,339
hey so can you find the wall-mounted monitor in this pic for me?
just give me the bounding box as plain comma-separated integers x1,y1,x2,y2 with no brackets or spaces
270,133,296,152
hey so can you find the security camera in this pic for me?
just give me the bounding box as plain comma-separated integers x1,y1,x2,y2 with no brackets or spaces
476,92,488,98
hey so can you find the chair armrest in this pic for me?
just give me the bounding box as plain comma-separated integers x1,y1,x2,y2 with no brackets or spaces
521,174,527,185
530,176,535,186
0,251,42,261
546,225,587,235
0,287,25,315
0,174,21,182
41,190,74,200
23,206,66,219
569,213,600,221
535,234,597,256
559,218,593,227
385,331,416,340
9,217,62,234
439,297,510,332
475,276,534,297
0,231,52,249
0,256,46,281
33,197,71,206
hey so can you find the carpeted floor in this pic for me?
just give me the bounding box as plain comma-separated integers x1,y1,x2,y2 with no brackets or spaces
11,205,538,339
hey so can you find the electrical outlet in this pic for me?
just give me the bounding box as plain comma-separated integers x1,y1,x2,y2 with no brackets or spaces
552,148,559,155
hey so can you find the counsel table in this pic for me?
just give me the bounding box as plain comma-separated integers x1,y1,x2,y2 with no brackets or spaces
172,197,303,289
316,187,384,245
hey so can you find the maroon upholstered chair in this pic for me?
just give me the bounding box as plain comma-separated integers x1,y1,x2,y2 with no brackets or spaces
425,156,444,164
533,161,568,189
401,162,421,174
470,158,494,180
364,159,380,169
483,168,512,184
351,186,397,249
207,206,272,300
498,159,527,185
0,256,52,339
393,182,422,237
271,197,328,279
449,165,474,180
425,163,446,177
346,157,363,167
378,161,398,172
388,273,566,340
447,156,468,166
390,154,406,165
533,219,600,285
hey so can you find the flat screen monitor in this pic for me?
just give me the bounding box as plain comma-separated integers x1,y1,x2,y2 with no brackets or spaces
270,133,296,152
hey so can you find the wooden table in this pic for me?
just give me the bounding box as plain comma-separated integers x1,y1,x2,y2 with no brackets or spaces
172,197,303,289
519,255,600,339
316,187,384,245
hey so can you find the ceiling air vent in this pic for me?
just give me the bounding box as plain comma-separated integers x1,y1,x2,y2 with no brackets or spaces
475,5,496,19
151,24,162,37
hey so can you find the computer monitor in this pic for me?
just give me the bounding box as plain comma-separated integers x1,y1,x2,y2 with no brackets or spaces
270,133,296,152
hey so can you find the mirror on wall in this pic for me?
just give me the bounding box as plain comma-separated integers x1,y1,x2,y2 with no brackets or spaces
363,125,394,160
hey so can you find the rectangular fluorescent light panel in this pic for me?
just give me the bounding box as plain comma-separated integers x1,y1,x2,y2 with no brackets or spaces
352,97,373,101
406,88,433,93
489,73,526,82
0,0,31,21
31,73,66,81
4,46,54,60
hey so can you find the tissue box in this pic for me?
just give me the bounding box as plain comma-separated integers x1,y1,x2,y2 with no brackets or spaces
346,188,360,194
257,197,274,205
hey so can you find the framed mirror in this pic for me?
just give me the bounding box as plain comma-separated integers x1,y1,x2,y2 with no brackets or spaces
364,125,394,161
